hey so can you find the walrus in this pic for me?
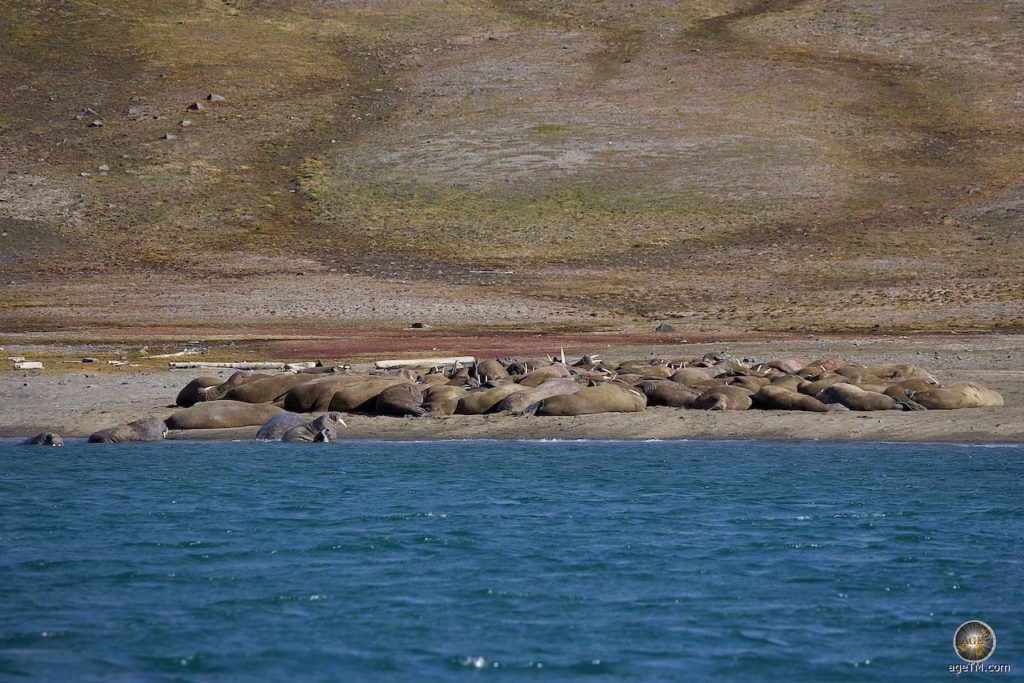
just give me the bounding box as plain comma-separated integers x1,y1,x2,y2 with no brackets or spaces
21,432,63,446
491,378,581,415
88,416,168,443
374,383,427,417
766,359,807,374
770,375,803,392
692,386,753,411
751,385,837,412
669,367,720,386
535,382,646,416
815,383,903,411
634,379,701,408
423,385,468,415
256,412,312,440
283,375,390,413
282,412,347,443
798,374,846,396
329,378,410,412
457,384,528,415
476,359,509,382
175,376,222,407
728,375,770,392
196,370,260,402
517,364,571,387
222,373,313,404
166,401,284,429
875,364,940,384
910,382,1003,410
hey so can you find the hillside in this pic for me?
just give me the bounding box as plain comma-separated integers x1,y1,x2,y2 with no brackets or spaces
2,0,1022,337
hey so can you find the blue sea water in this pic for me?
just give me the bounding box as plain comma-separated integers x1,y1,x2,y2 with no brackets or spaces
1,439,1021,681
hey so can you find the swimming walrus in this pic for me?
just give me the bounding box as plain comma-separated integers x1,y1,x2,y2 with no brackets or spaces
281,412,347,443
815,383,903,411
633,379,702,408
535,382,646,416
166,401,284,430
692,386,753,411
88,416,169,443
910,382,1003,410
222,373,313,404
374,383,427,417
751,385,837,412
491,378,581,415
256,412,313,440
423,385,468,415
21,432,63,446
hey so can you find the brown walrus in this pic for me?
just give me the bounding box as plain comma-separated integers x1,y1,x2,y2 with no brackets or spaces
222,374,313,404
283,376,393,413
535,382,646,416
910,382,1003,410
517,364,571,387
634,379,702,408
798,374,846,396
423,385,468,415
692,386,753,411
669,367,720,386
166,401,284,429
751,385,837,412
457,384,529,415
88,416,169,443
476,359,510,382
374,383,427,417
815,383,902,411
329,378,411,413
175,376,222,407
491,378,581,415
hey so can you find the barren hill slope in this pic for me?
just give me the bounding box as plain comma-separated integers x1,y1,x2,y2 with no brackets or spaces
2,0,1022,334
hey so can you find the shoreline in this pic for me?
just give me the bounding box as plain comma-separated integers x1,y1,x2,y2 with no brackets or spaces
2,333,1021,445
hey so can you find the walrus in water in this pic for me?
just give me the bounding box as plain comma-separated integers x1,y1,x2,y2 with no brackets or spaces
256,412,313,440
751,385,838,412
166,401,284,430
21,432,63,446
634,379,702,408
535,382,646,416
491,378,581,415
88,416,168,443
375,383,427,417
281,412,347,443
815,383,904,411
910,382,1003,410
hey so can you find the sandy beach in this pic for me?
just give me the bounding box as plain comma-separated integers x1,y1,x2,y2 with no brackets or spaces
2,332,1020,444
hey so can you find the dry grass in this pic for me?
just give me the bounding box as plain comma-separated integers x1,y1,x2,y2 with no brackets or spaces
1,0,1022,338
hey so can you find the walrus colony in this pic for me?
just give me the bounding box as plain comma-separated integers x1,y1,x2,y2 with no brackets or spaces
20,353,1005,445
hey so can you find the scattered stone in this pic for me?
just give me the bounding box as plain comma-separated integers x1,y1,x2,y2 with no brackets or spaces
187,101,204,111
88,119,104,127
79,172,91,177
179,119,192,127
74,107,98,120
98,164,110,172
206,93,225,102
161,133,177,140
410,322,432,329
655,323,677,333
82,357,98,363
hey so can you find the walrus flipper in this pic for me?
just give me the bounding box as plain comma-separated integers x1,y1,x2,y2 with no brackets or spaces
898,399,928,411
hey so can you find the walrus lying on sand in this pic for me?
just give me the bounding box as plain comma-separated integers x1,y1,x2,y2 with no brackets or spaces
167,401,283,430
88,416,168,443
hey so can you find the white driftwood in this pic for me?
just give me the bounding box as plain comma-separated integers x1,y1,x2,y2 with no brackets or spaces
7,356,26,363
14,361,43,369
149,349,203,359
168,361,288,370
284,362,319,372
375,356,476,369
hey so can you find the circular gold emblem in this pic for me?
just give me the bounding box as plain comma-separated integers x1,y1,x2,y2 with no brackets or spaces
954,620,996,663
